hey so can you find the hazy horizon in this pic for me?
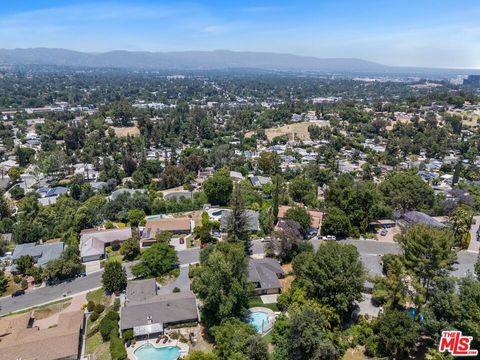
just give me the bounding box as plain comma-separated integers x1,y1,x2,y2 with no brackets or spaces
1,0,479,69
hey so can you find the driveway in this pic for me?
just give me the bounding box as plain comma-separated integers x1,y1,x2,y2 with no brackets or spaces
468,215,480,253
157,266,191,294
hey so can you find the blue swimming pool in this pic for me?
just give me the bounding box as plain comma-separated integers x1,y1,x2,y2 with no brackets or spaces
247,311,269,333
134,344,181,360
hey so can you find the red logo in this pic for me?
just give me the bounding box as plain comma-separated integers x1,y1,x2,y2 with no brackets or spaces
439,331,478,357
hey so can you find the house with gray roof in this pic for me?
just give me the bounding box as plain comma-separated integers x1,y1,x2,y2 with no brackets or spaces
109,188,145,201
248,258,284,295
249,175,271,187
163,190,192,202
11,242,64,272
79,228,132,262
121,280,198,338
397,211,446,229
220,210,260,233
361,254,384,292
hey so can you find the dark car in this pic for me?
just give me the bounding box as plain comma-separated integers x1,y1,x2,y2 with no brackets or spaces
11,289,25,297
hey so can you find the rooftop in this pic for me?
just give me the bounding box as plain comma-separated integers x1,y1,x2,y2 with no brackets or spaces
12,242,64,267
120,291,198,331
0,310,84,360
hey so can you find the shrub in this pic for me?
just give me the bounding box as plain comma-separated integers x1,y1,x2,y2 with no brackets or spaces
20,279,28,290
87,300,96,312
173,287,180,293
90,312,100,322
169,331,180,340
113,298,121,311
13,275,21,284
106,310,120,322
95,303,105,314
122,329,134,342
100,318,116,341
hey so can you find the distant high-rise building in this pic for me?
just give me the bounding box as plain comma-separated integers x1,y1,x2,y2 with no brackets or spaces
463,75,480,86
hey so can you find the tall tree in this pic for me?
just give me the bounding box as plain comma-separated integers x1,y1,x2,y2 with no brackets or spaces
449,204,473,249
379,171,434,213
275,219,302,263
131,242,178,278
272,175,281,220
293,242,364,320
399,224,457,297
102,261,127,294
203,170,233,206
371,310,421,359
225,183,251,254
211,319,268,360
191,242,251,329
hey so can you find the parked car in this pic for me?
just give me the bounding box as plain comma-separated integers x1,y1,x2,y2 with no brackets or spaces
380,229,388,236
321,235,336,240
11,289,25,297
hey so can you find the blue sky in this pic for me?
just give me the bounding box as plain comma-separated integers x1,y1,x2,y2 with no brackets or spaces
0,0,479,68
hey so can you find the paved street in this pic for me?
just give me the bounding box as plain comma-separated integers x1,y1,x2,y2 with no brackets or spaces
0,271,103,315
0,238,476,316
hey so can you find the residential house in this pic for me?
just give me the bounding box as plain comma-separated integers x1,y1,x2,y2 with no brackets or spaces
397,211,446,229
141,218,192,247
79,228,132,262
278,205,323,231
248,258,284,295
109,188,145,201
229,171,244,182
249,175,271,187
11,242,64,272
220,210,260,233
73,163,98,181
120,279,198,338
0,310,84,360
163,190,193,202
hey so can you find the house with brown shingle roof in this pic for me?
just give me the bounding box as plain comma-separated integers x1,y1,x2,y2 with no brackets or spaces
0,310,84,360
79,227,132,262
141,218,192,246
278,205,323,229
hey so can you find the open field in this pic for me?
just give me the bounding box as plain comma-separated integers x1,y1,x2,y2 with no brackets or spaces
246,121,328,141
111,126,141,137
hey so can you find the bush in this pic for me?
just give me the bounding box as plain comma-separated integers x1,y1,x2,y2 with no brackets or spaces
173,287,180,293
95,303,105,314
87,300,96,312
106,310,120,322
20,279,28,290
13,275,21,284
113,298,121,311
100,317,116,341
122,329,134,342
90,312,100,322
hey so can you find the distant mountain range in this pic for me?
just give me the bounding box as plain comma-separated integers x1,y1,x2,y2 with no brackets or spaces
0,48,478,75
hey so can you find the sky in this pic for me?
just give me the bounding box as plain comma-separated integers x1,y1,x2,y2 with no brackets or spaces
0,0,479,68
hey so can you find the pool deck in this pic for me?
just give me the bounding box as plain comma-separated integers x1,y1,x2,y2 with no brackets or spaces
247,307,276,336
127,339,189,360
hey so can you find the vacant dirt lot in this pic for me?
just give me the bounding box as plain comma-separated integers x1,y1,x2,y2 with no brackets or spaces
111,126,141,137
247,121,328,141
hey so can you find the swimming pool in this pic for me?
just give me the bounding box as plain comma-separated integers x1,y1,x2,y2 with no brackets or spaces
133,344,181,360
247,311,269,333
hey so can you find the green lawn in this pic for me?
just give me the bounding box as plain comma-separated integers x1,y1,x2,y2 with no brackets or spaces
86,287,112,306
85,288,114,360
263,331,274,344
248,296,279,312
